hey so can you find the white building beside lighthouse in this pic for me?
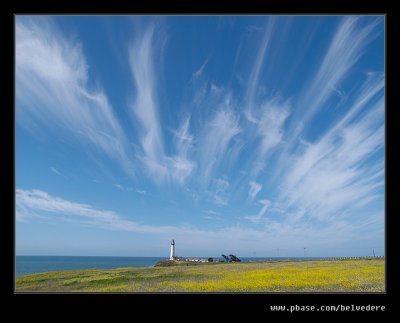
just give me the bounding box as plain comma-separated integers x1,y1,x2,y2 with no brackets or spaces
170,239,175,260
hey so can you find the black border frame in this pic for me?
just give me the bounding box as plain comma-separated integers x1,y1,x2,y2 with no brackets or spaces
4,0,399,318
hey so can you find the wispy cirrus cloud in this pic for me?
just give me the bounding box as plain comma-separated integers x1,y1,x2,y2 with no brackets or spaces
113,183,124,190
199,108,241,184
209,178,231,207
204,209,218,215
50,167,62,176
17,188,380,256
129,26,195,185
256,18,385,226
16,188,169,234
192,57,209,80
134,190,147,195
50,167,68,179
113,183,135,192
167,116,196,184
270,18,383,188
248,181,262,202
279,76,384,222
244,18,275,122
16,17,384,256
250,99,290,177
16,188,119,222
244,199,271,223
16,17,134,175
288,17,381,142
129,26,166,180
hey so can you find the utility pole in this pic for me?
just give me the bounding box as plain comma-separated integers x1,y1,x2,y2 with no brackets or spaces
303,247,306,258
373,248,375,257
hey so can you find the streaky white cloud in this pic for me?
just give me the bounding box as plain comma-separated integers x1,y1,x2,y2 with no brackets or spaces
167,116,196,183
251,99,290,176
16,188,170,234
15,17,384,257
257,101,290,153
50,167,61,176
113,183,124,190
50,167,67,179
202,209,221,221
245,17,275,122
270,19,383,189
192,57,209,80
134,190,147,195
129,25,166,180
290,17,381,138
166,156,196,184
269,18,382,185
17,189,119,221
129,27,195,185
244,199,271,223
279,80,384,221
248,181,262,202
16,17,133,175
173,116,193,157
210,178,230,207
113,184,135,192
281,76,383,198
199,108,241,184
16,188,382,256
325,73,384,138
246,25,264,33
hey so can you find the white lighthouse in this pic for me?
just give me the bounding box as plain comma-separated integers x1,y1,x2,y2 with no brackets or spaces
169,239,175,260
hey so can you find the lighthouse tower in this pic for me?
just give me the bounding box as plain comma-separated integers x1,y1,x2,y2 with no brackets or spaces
169,239,175,260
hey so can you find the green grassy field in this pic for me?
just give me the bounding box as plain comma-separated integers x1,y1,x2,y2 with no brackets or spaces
16,259,384,292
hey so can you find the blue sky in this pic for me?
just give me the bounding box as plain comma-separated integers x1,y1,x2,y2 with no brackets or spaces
16,15,384,257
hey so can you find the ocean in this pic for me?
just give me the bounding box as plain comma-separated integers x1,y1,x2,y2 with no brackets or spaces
16,256,325,276
16,256,165,276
